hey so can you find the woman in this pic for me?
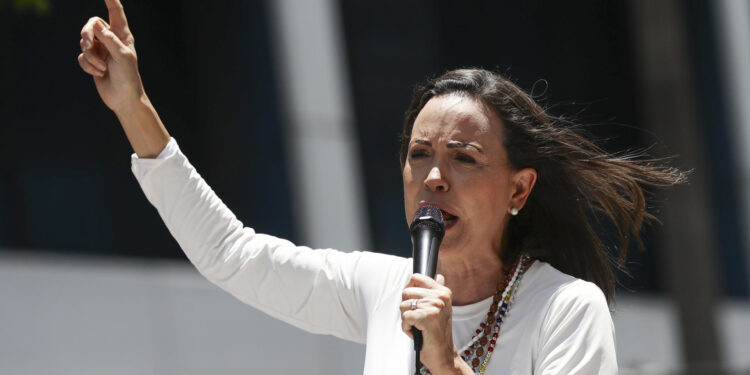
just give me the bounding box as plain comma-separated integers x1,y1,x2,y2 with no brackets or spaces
77,1,685,374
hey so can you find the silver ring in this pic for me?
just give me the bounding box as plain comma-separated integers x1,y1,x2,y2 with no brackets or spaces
410,299,419,310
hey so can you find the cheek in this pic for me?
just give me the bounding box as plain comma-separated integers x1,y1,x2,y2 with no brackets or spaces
461,173,512,212
402,166,413,192
402,164,424,189
402,166,417,206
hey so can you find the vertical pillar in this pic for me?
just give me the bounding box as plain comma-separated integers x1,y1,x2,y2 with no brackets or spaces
266,0,370,251
628,0,723,372
714,0,750,294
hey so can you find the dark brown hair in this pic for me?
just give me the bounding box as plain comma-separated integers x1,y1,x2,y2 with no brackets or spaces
400,69,686,302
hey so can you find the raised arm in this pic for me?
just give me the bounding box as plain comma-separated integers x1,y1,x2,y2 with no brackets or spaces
76,1,395,344
77,0,169,158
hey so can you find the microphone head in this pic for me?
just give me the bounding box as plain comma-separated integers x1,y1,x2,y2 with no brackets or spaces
410,205,445,234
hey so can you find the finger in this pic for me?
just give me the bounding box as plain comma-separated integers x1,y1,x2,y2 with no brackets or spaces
105,0,129,33
407,273,440,288
82,42,108,71
401,314,414,339
93,20,130,61
436,274,445,286
401,310,419,334
402,317,413,337
104,0,133,44
401,296,446,315
402,287,432,302
81,17,108,49
401,309,430,333
399,298,421,313
78,53,105,77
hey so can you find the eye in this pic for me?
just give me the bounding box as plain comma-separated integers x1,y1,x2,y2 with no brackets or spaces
455,153,476,164
408,149,429,160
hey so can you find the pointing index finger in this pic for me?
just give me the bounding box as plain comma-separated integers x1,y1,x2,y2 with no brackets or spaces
104,0,128,33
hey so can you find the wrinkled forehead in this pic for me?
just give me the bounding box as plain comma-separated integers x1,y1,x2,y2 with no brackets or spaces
411,94,504,143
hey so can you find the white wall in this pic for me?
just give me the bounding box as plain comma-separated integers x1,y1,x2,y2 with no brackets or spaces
0,251,364,375
1,250,748,374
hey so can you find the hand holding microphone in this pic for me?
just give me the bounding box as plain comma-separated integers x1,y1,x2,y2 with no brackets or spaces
410,204,445,357
401,205,460,373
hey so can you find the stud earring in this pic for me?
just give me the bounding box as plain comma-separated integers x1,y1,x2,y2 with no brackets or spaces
510,208,519,216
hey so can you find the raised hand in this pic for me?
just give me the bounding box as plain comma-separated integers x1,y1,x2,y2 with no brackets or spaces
78,0,143,114
77,0,169,158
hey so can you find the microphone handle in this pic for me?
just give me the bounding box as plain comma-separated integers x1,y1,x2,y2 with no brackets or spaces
413,327,424,373
414,229,440,276
412,228,441,371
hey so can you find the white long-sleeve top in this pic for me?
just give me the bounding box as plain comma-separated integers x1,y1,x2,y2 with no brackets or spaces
131,138,618,374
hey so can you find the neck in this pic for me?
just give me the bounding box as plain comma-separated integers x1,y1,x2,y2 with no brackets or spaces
437,253,505,306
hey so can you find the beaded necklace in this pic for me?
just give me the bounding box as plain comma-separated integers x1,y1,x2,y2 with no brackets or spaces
417,254,532,375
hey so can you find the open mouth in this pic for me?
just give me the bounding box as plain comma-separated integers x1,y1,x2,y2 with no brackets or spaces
439,209,458,230
417,202,459,230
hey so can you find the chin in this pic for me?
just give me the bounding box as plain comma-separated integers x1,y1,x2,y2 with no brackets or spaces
437,242,462,258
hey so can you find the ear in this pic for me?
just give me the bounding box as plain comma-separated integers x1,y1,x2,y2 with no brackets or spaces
509,168,537,212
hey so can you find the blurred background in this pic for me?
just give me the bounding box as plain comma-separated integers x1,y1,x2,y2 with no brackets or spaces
1,0,749,374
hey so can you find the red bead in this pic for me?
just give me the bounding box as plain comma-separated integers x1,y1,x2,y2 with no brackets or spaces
480,323,486,328
488,347,494,352
490,339,496,344
476,329,481,334
493,333,499,338
464,350,470,356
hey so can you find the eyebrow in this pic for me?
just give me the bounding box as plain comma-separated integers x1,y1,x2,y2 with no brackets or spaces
412,139,484,153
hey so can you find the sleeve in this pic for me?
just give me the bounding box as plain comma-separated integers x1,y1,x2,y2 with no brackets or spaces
130,138,390,344
533,281,618,374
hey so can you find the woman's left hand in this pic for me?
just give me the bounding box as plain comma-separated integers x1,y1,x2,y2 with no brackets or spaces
401,274,471,374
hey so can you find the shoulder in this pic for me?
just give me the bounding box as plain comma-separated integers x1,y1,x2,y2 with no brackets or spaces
510,261,613,346
521,261,610,316
519,261,617,373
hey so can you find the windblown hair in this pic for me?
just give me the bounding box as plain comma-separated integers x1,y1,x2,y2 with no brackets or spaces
400,68,687,302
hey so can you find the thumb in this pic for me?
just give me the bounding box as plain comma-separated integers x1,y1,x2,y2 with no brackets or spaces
436,274,446,286
93,20,129,61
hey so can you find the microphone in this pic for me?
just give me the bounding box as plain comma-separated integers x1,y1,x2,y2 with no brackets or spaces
410,205,445,370
411,205,445,277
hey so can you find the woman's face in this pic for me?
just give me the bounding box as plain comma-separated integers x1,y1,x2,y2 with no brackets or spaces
403,94,529,262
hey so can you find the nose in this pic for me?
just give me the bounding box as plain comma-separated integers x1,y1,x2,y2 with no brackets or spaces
424,165,449,192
